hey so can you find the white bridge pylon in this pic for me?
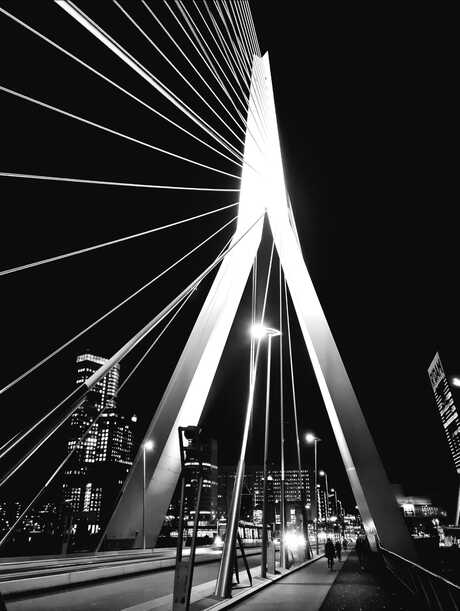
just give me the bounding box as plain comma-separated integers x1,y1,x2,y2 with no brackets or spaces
103,54,416,560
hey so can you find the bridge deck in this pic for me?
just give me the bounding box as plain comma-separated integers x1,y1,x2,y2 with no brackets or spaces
231,552,415,611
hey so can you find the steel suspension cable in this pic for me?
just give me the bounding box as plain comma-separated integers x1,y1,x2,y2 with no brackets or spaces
235,1,256,61
192,1,249,110
200,1,268,145
206,1,250,92
155,0,248,137
0,6,244,170
173,0,248,113
244,2,262,56
0,214,264,489
0,85,241,180
215,2,267,142
0,216,238,400
112,0,246,153
238,1,259,60
284,276,303,494
228,1,253,72
279,256,286,566
56,1,246,167
199,2,268,151
216,1,251,85
141,0,246,136
0,201,239,277
0,172,240,193
197,1,267,154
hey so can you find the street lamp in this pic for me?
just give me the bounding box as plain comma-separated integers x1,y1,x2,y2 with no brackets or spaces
251,324,281,578
330,487,338,516
143,440,154,549
319,470,329,522
305,433,321,554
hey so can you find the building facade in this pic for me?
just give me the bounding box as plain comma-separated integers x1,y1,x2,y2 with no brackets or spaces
428,352,460,524
62,353,134,542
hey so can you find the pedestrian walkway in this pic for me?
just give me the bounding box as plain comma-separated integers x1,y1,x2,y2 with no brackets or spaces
230,551,418,611
230,552,348,611
321,551,416,610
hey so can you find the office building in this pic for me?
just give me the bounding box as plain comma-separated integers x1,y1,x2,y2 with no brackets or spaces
428,352,460,524
62,353,134,541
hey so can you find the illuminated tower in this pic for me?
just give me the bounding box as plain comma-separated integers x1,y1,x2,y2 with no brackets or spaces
62,353,134,541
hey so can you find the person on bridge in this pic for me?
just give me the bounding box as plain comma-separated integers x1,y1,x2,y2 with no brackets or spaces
355,535,370,570
325,538,336,571
335,538,342,561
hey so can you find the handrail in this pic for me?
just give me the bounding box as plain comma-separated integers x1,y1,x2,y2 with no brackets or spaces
378,541,460,610
379,544,460,591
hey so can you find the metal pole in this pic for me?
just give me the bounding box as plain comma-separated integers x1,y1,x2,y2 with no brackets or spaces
314,440,319,555
214,344,261,598
279,263,286,569
261,336,272,578
455,479,460,526
143,446,146,549
184,473,203,608
324,473,329,521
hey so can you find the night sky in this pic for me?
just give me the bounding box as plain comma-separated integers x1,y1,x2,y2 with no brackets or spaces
0,3,457,517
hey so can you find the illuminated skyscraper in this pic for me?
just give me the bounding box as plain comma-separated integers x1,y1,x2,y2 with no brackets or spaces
62,353,134,541
428,352,460,524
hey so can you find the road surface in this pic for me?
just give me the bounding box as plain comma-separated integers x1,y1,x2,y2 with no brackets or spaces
5,551,263,611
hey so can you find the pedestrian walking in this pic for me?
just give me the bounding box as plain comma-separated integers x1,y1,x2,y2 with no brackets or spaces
343,537,348,551
355,535,370,570
335,539,342,561
325,537,335,571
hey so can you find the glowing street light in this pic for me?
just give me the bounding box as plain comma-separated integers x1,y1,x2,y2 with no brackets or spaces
250,324,281,339
305,433,322,554
253,323,281,578
319,470,330,520
142,440,154,548
452,377,460,388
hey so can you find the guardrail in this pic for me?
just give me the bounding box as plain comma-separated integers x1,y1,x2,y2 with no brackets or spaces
378,544,460,610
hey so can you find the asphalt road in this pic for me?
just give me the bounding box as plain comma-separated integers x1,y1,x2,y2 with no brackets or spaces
5,552,263,611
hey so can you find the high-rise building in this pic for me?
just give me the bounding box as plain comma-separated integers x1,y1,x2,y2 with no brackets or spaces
428,352,460,524
183,438,218,527
217,466,311,528
252,468,311,509
62,353,134,541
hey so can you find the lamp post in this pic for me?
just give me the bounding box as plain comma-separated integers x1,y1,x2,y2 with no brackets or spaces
142,440,154,549
319,470,329,523
250,324,281,578
330,487,338,517
305,433,321,554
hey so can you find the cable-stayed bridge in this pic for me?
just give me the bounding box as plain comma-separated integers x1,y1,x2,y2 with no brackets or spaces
0,2,458,610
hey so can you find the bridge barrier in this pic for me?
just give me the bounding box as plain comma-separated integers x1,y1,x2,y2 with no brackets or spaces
379,544,460,610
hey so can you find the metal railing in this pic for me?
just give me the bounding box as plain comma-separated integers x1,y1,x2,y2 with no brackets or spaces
378,544,460,610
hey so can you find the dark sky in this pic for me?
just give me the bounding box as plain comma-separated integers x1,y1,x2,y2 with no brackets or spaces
0,2,457,517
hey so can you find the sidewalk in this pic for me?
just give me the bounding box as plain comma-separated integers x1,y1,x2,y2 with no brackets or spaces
230,553,347,611
320,551,416,610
